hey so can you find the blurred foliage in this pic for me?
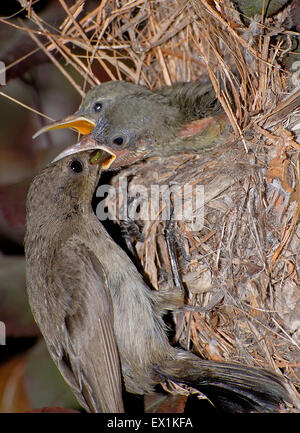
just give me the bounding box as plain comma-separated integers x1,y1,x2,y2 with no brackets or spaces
0,256,37,337
234,0,290,17
0,340,80,412
0,0,84,412
24,340,79,411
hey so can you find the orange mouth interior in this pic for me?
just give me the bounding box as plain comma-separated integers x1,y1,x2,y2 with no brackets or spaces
90,150,116,169
56,118,95,135
33,116,95,139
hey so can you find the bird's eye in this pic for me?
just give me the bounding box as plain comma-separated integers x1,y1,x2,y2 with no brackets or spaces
69,159,83,173
111,133,129,147
93,102,102,112
113,136,124,146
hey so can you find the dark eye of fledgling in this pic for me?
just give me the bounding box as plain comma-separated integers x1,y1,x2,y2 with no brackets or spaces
93,102,102,112
113,136,124,145
69,159,83,173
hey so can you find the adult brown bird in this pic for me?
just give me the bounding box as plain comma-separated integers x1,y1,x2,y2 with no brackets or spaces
25,149,290,413
33,79,223,143
25,150,124,413
50,82,230,169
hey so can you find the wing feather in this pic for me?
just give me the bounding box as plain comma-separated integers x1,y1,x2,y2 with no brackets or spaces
48,239,124,413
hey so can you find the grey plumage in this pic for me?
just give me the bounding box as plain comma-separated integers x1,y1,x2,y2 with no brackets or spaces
25,151,290,413
33,79,223,142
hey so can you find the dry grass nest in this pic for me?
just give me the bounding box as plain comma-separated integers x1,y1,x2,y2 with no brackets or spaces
5,0,300,411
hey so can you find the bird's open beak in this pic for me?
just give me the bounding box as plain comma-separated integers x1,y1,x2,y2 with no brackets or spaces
33,115,96,139
52,135,139,170
52,136,117,170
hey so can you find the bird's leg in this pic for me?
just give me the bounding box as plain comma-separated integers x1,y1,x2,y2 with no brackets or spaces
119,183,145,259
182,292,224,313
163,196,188,345
119,218,146,275
120,218,145,243
120,218,145,251
152,284,185,313
164,197,185,296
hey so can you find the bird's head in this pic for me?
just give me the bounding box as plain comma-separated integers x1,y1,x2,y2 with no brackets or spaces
26,151,114,229
32,81,153,139
51,89,228,168
50,92,187,168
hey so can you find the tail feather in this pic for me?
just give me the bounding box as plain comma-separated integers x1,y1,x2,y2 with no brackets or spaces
158,351,289,413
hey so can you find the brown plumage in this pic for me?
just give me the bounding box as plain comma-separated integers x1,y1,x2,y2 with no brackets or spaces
25,150,290,413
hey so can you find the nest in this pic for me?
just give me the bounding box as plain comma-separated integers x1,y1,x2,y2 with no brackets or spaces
10,0,300,410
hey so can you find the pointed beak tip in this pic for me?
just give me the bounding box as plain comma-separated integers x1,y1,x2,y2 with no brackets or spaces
32,127,50,139
32,117,96,140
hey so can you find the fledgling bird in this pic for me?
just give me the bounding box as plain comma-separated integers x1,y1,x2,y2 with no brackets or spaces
25,150,290,413
33,81,157,139
52,86,230,169
33,79,223,142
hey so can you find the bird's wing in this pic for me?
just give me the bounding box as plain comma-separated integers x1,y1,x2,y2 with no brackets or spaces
48,239,124,413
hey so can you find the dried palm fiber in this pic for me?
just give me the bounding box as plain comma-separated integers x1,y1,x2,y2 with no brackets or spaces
11,0,300,410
